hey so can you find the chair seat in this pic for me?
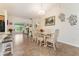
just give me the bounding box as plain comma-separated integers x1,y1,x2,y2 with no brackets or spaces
46,38,54,42
37,37,44,41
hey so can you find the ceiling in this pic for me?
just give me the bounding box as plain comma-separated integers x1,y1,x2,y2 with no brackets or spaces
0,3,58,19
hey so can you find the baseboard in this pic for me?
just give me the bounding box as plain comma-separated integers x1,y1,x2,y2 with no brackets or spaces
58,40,79,48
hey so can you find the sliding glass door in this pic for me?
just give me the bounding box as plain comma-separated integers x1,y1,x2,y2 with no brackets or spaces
14,23,24,33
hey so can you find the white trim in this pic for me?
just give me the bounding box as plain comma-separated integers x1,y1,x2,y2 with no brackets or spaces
4,10,7,33
58,40,79,48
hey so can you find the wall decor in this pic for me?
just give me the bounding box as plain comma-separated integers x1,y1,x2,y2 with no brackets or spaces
58,13,65,22
45,16,55,26
68,14,77,26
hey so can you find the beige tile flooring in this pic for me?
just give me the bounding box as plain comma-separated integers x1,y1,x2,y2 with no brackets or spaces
13,36,79,56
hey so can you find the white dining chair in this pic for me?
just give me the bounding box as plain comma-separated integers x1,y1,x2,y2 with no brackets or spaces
46,29,59,50
36,33,45,46
32,32,37,42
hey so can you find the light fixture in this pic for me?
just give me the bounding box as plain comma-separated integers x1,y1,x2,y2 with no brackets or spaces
38,10,45,15
32,4,46,16
38,3,45,16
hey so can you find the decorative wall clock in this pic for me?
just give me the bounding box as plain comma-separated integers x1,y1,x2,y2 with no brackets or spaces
59,13,65,22
68,14,77,26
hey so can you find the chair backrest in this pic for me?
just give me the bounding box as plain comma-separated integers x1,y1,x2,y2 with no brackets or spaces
54,29,59,42
45,34,51,40
50,29,59,42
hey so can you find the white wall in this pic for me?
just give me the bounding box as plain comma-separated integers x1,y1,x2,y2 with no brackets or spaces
37,4,79,47
57,4,79,47
8,15,30,23
38,4,60,33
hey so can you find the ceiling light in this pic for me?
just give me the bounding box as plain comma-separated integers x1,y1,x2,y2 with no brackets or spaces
38,10,45,15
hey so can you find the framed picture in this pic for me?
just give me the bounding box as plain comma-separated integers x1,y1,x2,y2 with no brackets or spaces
45,16,55,26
